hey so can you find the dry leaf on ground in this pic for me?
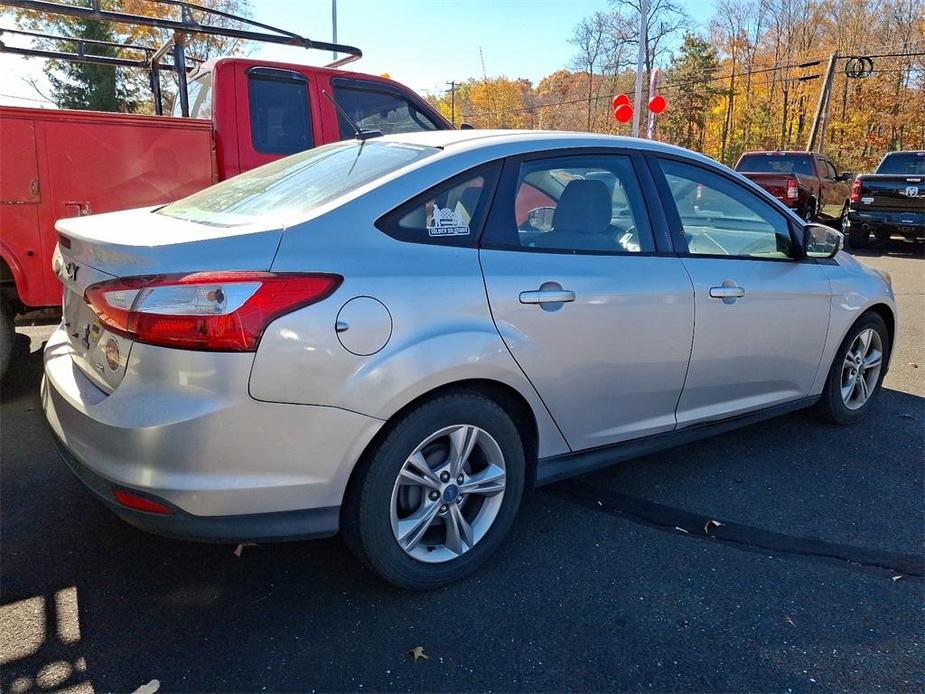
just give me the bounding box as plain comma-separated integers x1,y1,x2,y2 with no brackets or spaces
408,646,429,663
132,680,160,694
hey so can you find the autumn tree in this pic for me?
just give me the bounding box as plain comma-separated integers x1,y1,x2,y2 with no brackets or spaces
662,34,722,150
12,0,251,114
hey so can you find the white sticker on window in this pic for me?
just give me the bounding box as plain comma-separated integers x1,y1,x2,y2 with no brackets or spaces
428,206,470,237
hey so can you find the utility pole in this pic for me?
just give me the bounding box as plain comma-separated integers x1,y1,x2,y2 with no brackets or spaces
807,52,838,152
631,0,648,137
331,0,338,62
446,80,457,127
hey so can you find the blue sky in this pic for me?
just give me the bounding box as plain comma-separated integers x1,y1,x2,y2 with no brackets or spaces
0,0,715,106
252,0,716,96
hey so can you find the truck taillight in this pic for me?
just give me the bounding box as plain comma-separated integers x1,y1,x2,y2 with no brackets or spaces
786,178,799,200
850,177,862,203
84,272,342,351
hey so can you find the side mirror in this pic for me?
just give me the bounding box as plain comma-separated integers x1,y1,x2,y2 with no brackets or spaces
459,122,475,130
804,223,843,259
840,171,854,181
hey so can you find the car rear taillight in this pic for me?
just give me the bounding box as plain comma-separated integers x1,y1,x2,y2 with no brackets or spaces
850,177,862,203
85,272,342,351
786,178,799,200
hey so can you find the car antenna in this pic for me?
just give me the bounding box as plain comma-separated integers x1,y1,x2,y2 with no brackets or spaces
321,90,383,141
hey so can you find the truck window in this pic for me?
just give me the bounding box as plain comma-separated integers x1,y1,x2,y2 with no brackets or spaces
736,154,814,176
174,70,213,119
248,69,313,155
877,152,925,175
332,81,440,138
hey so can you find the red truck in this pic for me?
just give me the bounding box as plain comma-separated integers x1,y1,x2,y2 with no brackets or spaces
0,7,451,376
734,151,853,226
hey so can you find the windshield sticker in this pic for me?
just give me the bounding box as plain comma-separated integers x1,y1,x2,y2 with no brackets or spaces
428,206,471,237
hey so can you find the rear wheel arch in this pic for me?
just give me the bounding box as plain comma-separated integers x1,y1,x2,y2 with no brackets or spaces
342,378,540,516
0,250,25,312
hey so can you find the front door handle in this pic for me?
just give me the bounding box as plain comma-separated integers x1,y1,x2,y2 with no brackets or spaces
709,286,746,299
709,282,746,305
519,289,576,304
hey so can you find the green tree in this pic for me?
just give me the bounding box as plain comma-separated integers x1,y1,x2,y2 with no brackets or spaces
662,33,722,150
44,17,141,112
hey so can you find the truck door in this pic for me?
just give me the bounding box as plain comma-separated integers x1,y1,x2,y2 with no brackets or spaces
235,66,320,172
0,116,46,307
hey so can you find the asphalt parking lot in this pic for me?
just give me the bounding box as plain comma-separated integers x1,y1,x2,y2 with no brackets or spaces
2,240,922,693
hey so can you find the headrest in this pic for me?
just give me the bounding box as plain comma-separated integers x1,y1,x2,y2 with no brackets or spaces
552,179,611,234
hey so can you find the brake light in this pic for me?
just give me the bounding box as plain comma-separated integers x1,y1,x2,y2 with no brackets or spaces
850,177,862,203
84,272,342,351
786,178,799,200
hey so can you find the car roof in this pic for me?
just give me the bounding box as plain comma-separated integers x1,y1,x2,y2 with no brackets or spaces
379,129,718,165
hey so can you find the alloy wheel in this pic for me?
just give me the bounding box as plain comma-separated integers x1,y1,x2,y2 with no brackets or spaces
840,328,883,410
390,424,506,563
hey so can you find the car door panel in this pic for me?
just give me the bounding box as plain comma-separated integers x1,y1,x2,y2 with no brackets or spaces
481,252,694,449
479,150,694,452
676,257,831,425
651,155,832,426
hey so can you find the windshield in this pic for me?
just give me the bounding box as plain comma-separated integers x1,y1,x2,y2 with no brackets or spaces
876,152,925,175
736,154,814,176
173,70,213,119
157,140,437,226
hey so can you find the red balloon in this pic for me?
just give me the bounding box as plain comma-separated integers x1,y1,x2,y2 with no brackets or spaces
611,94,630,110
613,103,633,123
648,94,666,114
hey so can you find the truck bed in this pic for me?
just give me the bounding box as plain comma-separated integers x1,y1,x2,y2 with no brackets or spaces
0,106,215,308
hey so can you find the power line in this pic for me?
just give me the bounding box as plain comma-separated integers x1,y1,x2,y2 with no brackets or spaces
458,47,925,121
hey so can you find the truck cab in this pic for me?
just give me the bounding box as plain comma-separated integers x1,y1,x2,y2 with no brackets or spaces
183,58,450,177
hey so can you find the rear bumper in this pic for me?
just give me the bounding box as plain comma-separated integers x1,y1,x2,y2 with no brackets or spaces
847,209,925,239
51,430,340,542
42,324,384,540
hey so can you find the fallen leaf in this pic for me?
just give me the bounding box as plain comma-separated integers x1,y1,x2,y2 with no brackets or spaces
674,526,689,534
892,575,903,582
407,646,429,663
233,543,257,558
784,616,796,627
704,520,724,535
132,680,160,694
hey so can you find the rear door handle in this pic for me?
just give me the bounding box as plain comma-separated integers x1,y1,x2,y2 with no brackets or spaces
709,286,746,299
519,289,576,304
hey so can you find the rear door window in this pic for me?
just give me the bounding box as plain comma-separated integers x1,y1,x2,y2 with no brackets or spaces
482,154,655,254
332,80,441,138
248,68,313,155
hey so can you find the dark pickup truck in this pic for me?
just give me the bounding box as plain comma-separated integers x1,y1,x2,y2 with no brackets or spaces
734,151,853,225
846,150,925,248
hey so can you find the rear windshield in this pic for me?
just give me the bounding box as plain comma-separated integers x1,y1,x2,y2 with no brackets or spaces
736,154,814,176
876,152,925,175
157,140,437,226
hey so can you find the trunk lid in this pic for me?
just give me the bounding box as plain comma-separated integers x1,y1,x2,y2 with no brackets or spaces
54,207,284,392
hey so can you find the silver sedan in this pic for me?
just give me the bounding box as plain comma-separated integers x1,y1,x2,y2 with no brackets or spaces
43,130,896,589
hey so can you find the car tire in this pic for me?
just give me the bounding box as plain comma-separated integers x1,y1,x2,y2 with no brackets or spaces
0,303,12,381
803,198,817,222
342,391,526,590
814,311,889,424
838,204,849,231
849,225,869,249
